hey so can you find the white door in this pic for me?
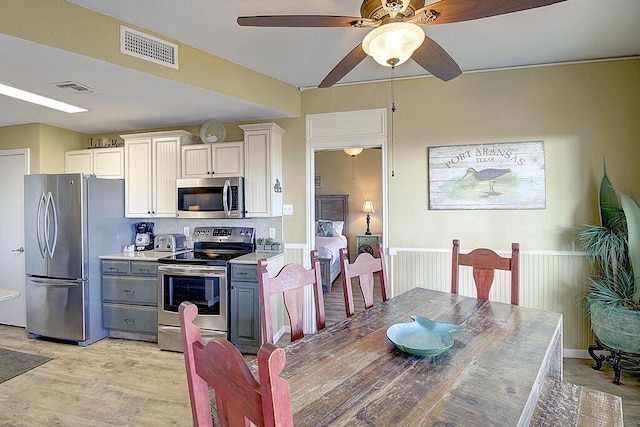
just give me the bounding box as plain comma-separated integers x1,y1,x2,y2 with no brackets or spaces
0,148,29,326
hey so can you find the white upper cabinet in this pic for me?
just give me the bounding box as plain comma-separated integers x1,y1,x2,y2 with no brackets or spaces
122,130,198,218
65,147,125,179
181,141,244,178
240,123,284,217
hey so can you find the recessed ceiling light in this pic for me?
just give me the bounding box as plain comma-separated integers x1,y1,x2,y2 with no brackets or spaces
0,82,88,113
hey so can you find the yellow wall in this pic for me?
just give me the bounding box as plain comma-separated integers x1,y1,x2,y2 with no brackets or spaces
39,124,86,173
0,123,86,173
0,124,40,171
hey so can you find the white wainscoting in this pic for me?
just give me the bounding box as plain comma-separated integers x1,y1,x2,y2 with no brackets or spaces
389,247,592,354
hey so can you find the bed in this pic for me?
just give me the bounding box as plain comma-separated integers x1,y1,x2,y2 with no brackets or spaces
315,194,349,292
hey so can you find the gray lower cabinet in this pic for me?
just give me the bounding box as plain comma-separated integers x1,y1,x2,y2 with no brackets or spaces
230,263,261,353
102,260,158,340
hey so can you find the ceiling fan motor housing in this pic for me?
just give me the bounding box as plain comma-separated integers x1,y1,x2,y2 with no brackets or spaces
361,0,424,22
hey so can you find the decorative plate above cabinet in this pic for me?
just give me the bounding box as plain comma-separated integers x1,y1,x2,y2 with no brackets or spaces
200,119,226,144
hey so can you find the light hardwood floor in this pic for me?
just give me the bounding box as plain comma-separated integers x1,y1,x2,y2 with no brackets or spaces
0,277,637,426
0,325,191,426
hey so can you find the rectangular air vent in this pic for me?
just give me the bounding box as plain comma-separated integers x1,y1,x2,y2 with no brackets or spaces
53,81,95,94
120,26,178,69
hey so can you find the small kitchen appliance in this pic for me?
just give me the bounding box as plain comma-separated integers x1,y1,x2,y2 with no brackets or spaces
134,222,154,251
154,234,187,252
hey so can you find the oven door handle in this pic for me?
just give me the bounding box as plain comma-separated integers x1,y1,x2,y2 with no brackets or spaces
158,265,226,276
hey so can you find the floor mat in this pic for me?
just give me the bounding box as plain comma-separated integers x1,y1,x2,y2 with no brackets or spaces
0,348,52,384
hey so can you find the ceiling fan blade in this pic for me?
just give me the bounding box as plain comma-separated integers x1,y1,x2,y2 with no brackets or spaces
318,44,368,88
237,15,375,28
414,0,568,25
412,36,461,82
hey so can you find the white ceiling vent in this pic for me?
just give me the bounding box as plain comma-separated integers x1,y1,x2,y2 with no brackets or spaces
120,26,178,69
53,81,96,94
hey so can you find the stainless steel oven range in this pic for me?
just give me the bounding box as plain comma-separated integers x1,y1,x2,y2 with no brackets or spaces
157,226,254,351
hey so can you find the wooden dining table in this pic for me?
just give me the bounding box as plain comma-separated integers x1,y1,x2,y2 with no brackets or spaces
247,287,563,427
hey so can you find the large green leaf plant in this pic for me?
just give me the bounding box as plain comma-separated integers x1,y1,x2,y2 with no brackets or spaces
576,164,640,311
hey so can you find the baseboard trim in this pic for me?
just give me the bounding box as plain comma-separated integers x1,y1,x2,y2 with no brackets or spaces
564,349,590,359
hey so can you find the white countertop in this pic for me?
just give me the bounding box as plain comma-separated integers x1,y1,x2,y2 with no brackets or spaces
99,249,283,264
0,289,21,302
229,251,284,264
99,250,189,261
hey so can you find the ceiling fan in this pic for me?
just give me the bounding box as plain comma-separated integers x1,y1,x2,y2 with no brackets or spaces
238,0,568,88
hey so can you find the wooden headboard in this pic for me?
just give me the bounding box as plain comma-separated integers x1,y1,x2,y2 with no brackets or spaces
315,194,349,237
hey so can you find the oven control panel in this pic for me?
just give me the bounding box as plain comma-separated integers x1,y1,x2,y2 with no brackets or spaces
193,226,254,243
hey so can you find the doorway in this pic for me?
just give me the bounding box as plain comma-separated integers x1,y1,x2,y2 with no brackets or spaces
0,148,30,326
299,109,389,333
314,148,383,261
305,108,388,258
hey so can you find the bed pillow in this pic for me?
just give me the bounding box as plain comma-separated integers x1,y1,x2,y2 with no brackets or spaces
331,221,344,236
316,220,339,237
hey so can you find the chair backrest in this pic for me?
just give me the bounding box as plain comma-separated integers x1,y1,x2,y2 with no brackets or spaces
451,239,520,305
339,242,390,317
179,302,293,427
257,250,326,344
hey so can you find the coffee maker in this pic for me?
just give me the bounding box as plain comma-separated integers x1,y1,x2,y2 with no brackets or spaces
134,222,154,251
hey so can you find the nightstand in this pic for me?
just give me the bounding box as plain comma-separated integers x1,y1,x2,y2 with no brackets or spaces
356,234,381,257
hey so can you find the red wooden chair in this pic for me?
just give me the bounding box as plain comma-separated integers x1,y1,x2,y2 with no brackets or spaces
179,302,293,427
451,239,520,305
339,242,390,317
257,250,326,344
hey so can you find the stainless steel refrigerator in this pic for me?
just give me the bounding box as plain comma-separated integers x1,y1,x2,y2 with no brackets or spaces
24,173,136,346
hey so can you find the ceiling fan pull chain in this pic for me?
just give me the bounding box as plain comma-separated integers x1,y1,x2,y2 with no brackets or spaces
390,65,396,177
352,155,356,179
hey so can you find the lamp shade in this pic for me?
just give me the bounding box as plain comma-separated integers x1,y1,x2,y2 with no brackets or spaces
362,22,425,67
361,199,375,214
344,147,364,157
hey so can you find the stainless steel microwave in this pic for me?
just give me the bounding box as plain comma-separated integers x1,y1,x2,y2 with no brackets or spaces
176,177,244,218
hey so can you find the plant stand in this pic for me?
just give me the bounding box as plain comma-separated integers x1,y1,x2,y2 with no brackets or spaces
588,339,640,385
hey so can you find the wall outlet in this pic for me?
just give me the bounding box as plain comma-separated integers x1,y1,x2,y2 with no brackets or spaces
269,228,276,239
183,226,190,237
283,204,294,215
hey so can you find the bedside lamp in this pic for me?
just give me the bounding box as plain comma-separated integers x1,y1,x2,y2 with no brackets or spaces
361,199,375,235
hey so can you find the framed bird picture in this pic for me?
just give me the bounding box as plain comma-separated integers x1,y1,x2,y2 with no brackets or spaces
428,141,546,210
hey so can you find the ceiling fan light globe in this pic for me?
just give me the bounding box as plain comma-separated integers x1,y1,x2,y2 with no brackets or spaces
362,22,425,67
344,147,364,156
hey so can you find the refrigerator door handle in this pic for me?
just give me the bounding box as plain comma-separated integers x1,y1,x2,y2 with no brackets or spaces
36,192,47,258
49,192,58,257
28,278,82,288
43,192,58,258
43,192,51,258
